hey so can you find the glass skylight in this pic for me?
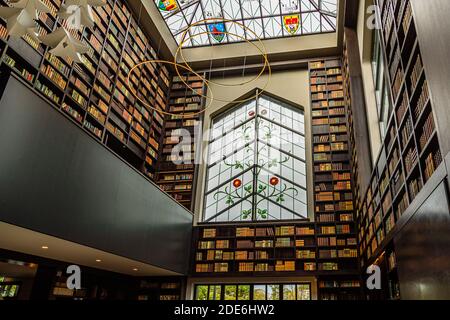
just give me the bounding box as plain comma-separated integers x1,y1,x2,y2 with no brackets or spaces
154,0,338,47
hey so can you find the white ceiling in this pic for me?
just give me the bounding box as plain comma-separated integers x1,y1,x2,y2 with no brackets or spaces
0,222,181,277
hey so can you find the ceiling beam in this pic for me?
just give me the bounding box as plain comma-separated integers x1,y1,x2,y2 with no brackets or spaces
344,0,360,28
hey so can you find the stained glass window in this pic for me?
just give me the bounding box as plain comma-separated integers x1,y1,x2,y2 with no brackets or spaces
154,0,338,47
203,94,307,222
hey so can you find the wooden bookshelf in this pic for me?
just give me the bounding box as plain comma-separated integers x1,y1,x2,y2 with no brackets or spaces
0,0,169,181
309,59,362,299
156,74,206,210
138,277,184,301
357,0,443,264
192,222,360,278
309,59,360,276
347,0,444,300
317,275,362,300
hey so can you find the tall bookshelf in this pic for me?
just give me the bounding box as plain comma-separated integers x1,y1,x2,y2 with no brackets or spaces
309,58,361,300
156,74,206,210
342,44,361,245
0,0,169,180
192,222,362,300
351,0,443,300
194,223,319,274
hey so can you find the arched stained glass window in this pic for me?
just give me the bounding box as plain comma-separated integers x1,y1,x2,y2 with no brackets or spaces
203,94,307,222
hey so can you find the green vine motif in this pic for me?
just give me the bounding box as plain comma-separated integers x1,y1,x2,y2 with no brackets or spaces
223,121,255,169
213,183,253,219
212,114,299,220
256,181,299,204
211,177,299,220
259,119,274,142
257,208,268,219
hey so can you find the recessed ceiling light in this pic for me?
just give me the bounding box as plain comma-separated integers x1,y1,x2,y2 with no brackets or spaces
133,268,138,271
95,259,102,262
41,246,49,250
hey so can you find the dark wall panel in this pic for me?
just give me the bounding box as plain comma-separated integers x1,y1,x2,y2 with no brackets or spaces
0,76,193,275
394,181,450,299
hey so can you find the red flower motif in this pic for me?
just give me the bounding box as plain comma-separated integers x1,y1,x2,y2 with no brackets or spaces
233,179,242,188
270,177,279,186
248,110,255,117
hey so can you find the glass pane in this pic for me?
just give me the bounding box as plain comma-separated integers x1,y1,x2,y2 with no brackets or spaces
208,285,221,300
195,285,208,300
237,285,250,300
204,94,308,222
253,285,266,300
154,0,337,47
282,284,296,300
297,284,311,300
224,285,237,300
267,284,280,300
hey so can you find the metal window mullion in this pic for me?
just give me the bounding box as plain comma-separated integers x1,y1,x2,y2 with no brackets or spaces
258,0,264,39
205,165,255,196
209,116,255,144
205,192,254,222
198,0,213,46
258,113,306,136
257,194,308,219
257,138,307,164
308,0,336,31
187,1,202,46
255,164,308,195
207,139,255,169
217,0,230,43
251,92,260,221
278,0,284,37
237,0,248,41
173,1,201,35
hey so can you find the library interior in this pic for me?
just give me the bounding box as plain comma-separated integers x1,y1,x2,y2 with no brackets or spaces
0,0,449,301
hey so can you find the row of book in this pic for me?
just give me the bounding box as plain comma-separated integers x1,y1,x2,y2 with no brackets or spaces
392,68,404,101
275,261,295,271
319,280,360,288
312,100,345,109
414,81,429,120
419,112,435,151
3,55,35,83
36,80,60,104
296,239,315,247
400,117,413,148
404,146,418,174
401,1,413,33
311,84,343,92
311,91,344,101
396,91,409,123
424,150,442,181
410,55,423,91
408,176,422,200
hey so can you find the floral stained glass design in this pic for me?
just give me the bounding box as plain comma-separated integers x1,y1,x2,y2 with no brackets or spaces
204,95,307,222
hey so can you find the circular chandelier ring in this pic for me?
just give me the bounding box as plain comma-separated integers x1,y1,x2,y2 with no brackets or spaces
174,29,272,104
175,17,269,88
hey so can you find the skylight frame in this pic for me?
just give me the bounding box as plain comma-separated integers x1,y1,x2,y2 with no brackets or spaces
154,0,338,47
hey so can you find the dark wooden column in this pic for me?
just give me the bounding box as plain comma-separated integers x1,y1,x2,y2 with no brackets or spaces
343,27,373,193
